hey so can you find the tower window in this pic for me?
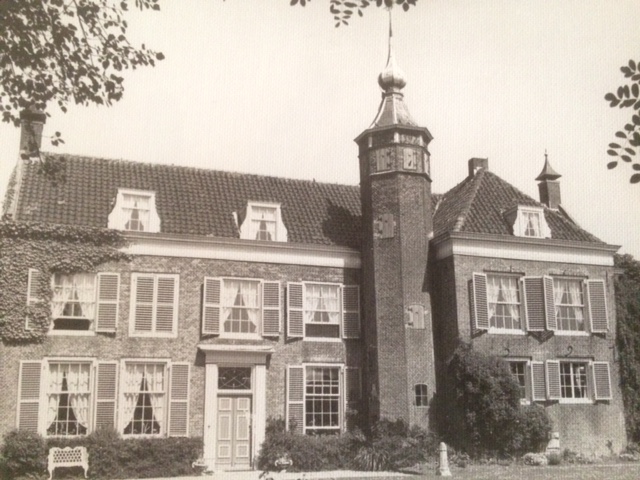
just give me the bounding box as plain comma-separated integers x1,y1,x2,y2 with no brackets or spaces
414,384,428,407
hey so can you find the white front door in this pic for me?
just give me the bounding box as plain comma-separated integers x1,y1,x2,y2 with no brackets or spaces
216,396,252,469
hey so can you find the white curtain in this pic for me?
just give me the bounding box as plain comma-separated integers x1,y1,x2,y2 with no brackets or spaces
305,285,339,323
122,365,145,430
222,280,259,332
568,281,584,326
67,364,90,428
75,274,96,320
554,279,565,317
487,278,499,321
147,366,165,432
47,366,65,428
51,274,72,318
501,277,520,324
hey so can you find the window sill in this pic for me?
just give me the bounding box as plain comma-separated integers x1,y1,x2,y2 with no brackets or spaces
219,334,262,340
48,330,96,337
554,331,589,336
519,399,531,406
487,328,525,335
558,398,593,405
303,337,343,343
129,332,177,338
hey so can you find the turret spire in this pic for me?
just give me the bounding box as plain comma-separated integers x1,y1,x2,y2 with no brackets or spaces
378,7,407,93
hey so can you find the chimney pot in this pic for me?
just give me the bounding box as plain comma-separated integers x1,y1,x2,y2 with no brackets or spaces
468,157,488,177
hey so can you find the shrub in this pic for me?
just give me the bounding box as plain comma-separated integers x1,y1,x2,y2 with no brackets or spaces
431,343,552,457
547,451,562,465
1,430,47,479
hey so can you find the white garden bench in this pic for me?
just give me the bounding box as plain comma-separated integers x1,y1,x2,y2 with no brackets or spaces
47,446,89,480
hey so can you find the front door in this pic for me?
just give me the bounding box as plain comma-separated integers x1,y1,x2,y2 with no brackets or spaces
216,396,251,469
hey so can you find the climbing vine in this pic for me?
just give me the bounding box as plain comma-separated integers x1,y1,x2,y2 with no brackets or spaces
0,221,129,343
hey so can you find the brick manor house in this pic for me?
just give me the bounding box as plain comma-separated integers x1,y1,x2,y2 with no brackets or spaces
0,27,626,470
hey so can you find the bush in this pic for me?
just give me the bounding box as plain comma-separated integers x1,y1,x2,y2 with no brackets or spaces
547,451,562,465
431,343,552,457
1,430,47,479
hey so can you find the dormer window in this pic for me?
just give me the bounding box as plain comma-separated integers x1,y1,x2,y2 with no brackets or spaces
504,206,551,239
239,202,288,242
108,189,161,233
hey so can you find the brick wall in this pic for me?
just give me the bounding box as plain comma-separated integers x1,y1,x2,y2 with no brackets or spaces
432,253,627,455
0,251,363,441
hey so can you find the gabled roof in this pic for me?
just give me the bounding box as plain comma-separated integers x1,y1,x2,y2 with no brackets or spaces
432,169,603,243
10,154,363,249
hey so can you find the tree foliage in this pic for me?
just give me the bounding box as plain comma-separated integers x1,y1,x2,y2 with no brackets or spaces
290,0,418,27
615,253,640,441
0,0,163,137
605,59,640,184
431,343,551,457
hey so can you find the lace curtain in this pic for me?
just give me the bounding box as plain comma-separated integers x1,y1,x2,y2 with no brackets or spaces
305,284,339,324
122,364,165,434
51,274,96,320
222,280,259,332
47,363,90,433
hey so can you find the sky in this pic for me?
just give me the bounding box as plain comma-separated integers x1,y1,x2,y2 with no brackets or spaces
1,0,639,258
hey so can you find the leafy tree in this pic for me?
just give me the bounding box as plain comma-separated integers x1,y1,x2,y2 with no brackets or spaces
293,0,418,27
605,60,640,183
431,342,551,456
615,253,640,441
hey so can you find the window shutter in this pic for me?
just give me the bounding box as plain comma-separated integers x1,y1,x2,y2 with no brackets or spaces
543,276,557,331
546,360,561,400
156,275,178,333
96,273,120,332
530,361,546,401
523,277,545,331
286,366,304,434
169,363,190,436
202,277,221,335
17,361,42,432
472,273,489,330
587,280,608,333
133,275,154,332
262,281,281,337
287,283,304,339
95,362,118,430
345,367,361,404
342,285,360,339
592,362,612,400
26,269,42,330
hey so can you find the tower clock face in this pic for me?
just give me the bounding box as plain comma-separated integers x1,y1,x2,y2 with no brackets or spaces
403,148,418,170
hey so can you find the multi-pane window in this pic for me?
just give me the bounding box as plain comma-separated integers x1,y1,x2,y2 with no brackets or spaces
509,361,528,402
221,279,260,335
554,278,585,332
251,206,277,241
522,211,542,237
52,274,96,331
305,283,340,338
487,275,522,330
46,362,91,436
560,362,588,400
414,384,428,407
122,363,166,436
123,194,151,232
305,367,341,434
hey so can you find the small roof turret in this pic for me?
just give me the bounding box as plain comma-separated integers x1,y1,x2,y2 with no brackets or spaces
536,151,562,181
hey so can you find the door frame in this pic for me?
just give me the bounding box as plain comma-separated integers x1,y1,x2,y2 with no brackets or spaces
199,344,273,472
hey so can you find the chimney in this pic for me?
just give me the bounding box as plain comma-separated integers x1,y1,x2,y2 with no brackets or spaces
536,152,562,210
19,108,47,157
468,157,488,177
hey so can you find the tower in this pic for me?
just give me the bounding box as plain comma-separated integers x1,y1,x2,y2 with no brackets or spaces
536,151,562,210
355,12,436,427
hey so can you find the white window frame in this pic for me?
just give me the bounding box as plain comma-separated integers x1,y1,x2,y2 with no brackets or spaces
239,201,288,242
414,384,429,407
558,360,592,404
505,205,551,239
486,274,525,335
507,359,531,405
108,188,161,233
129,273,179,338
119,359,170,438
220,277,263,339
49,273,98,336
40,358,95,438
302,363,344,435
553,277,589,336
303,282,342,342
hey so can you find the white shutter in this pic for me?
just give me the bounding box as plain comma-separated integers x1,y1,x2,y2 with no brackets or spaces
132,274,154,332
543,276,557,331
202,277,222,335
17,361,42,432
96,273,120,332
523,276,545,331
587,280,609,333
25,269,42,330
472,273,489,330
546,360,561,400
262,281,281,337
168,363,190,436
592,362,612,400
287,283,304,339
342,285,360,339
286,366,304,434
530,361,546,401
156,275,178,333
95,362,118,430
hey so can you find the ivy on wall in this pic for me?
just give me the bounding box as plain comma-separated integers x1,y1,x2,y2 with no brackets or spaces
0,221,129,343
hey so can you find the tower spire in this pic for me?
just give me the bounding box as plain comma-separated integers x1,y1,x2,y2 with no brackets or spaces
378,6,407,94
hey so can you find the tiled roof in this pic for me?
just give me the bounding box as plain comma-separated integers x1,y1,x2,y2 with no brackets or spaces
433,169,604,243
12,154,363,249
10,155,604,249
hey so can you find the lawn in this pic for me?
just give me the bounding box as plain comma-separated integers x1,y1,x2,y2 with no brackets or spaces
388,463,640,480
